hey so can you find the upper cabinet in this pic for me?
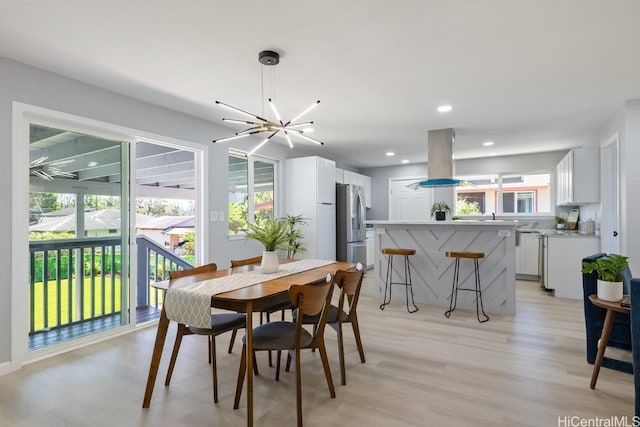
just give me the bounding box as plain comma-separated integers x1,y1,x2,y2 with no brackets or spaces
556,147,600,206
337,168,372,208
287,156,336,205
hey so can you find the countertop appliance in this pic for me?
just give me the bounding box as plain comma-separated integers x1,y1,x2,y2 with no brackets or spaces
336,183,366,266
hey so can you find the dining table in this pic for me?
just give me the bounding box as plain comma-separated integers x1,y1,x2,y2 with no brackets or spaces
142,259,354,426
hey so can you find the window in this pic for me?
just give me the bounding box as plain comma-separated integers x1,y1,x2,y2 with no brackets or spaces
455,172,550,215
228,152,277,235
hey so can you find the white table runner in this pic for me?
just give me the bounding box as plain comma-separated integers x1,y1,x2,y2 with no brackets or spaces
164,259,336,328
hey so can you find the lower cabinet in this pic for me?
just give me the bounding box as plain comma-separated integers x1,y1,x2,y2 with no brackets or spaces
515,232,540,278
544,235,600,299
366,229,374,269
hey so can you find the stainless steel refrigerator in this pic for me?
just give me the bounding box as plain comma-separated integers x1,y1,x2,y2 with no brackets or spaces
336,183,367,266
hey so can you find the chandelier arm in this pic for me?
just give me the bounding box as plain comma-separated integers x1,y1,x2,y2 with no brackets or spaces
236,126,263,135
283,128,324,145
283,131,294,149
215,101,269,123
212,132,257,144
283,121,313,129
268,98,282,123
247,130,280,156
285,100,320,126
222,118,262,126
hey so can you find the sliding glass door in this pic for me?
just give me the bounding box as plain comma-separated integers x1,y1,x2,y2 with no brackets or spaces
28,124,130,351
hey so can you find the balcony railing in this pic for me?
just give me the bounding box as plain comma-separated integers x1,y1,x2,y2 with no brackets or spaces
136,235,192,310
29,235,192,338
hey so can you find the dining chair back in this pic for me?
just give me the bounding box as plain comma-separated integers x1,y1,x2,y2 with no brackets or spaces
169,262,218,279
292,263,365,385
231,255,294,369
165,262,246,403
230,255,263,268
234,274,336,426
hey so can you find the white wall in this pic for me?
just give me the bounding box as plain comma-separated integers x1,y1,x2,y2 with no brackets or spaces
360,151,568,220
594,101,640,273
623,100,640,274
0,56,296,365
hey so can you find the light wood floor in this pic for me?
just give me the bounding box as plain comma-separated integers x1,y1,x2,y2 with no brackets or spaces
0,274,634,426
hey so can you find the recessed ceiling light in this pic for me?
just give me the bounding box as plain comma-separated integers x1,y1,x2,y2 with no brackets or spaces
483,141,494,146
401,159,409,164
386,151,395,157
88,161,98,167
437,105,452,113
489,152,497,156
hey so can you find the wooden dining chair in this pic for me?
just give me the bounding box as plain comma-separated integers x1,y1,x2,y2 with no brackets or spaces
230,255,295,367
293,263,366,385
233,274,336,426
164,263,247,403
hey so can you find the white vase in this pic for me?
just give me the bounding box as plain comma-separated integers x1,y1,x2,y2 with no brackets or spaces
261,251,279,274
597,279,623,302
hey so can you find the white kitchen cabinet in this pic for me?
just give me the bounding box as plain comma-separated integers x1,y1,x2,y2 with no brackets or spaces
516,232,540,277
362,175,372,209
556,147,600,206
335,168,345,184
365,228,375,269
286,156,336,260
341,170,372,208
544,235,600,299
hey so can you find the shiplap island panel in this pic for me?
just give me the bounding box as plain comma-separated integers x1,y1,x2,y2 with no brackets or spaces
367,220,516,315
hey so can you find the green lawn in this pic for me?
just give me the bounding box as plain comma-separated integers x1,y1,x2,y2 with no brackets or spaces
31,276,163,332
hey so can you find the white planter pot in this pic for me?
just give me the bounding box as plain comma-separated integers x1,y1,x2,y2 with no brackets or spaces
261,251,279,274
597,279,623,302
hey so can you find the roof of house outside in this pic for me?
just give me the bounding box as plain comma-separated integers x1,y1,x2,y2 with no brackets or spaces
29,208,154,232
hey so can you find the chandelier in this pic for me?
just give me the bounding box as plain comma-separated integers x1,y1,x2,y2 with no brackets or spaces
212,50,324,155
30,156,76,181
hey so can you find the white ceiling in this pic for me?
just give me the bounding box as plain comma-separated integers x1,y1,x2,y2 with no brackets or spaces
2,1,640,168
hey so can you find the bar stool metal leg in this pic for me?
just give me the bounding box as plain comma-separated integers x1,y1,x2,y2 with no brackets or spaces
444,258,460,318
474,259,489,323
379,252,393,310
404,255,418,313
444,252,489,323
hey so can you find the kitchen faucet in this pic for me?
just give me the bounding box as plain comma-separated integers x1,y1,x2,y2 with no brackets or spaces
492,212,496,220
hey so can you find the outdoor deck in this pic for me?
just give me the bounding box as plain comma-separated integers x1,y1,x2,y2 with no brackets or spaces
29,306,162,351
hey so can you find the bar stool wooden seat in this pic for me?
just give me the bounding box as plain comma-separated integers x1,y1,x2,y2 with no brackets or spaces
379,248,419,313
444,251,489,323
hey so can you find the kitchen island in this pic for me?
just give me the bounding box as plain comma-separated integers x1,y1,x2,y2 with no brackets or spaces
367,220,516,315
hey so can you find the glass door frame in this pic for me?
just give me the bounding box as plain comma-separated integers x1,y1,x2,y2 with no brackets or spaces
10,102,208,370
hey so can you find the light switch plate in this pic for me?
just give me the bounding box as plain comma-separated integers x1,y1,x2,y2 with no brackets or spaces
218,211,225,221
498,229,511,237
209,211,219,222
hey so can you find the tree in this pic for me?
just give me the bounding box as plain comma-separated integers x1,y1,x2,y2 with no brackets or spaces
136,198,188,217
456,197,481,215
181,229,195,256
30,193,60,213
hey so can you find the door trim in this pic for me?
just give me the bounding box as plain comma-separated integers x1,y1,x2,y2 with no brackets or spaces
10,102,207,372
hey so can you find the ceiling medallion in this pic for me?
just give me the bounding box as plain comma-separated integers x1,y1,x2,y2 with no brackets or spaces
212,50,324,155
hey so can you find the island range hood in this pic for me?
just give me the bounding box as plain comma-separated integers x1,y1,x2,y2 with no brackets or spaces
412,128,462,188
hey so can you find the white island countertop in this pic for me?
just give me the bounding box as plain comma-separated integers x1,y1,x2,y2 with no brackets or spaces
366,220,516,226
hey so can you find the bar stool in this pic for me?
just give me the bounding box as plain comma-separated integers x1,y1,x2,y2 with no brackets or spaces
444,251,489,323
379,248,419,313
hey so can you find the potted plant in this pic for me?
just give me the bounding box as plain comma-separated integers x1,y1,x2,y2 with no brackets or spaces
555,215,566,230
581,254,629,302
244,216,290,273
431,201,452,221
283,214,307,259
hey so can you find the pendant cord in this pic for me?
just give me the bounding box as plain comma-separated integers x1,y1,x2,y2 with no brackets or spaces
261,65,265,118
